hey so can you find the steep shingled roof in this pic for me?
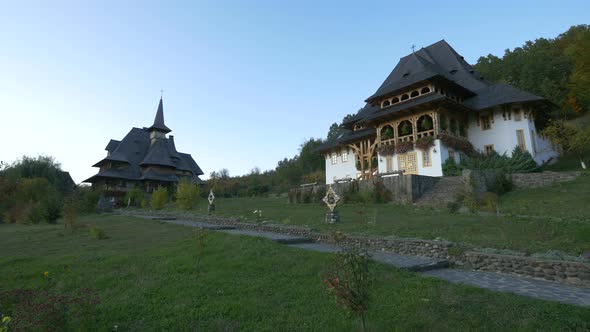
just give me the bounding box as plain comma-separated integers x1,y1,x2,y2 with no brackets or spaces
324,40,548,152
147,98,172,133
84,98,203,184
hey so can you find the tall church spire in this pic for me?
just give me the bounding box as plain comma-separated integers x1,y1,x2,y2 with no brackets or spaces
148,97,171,133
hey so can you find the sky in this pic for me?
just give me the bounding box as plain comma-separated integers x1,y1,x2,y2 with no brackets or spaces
0,0,588,183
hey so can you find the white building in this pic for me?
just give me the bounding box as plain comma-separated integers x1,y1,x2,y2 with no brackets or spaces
318,40,559,184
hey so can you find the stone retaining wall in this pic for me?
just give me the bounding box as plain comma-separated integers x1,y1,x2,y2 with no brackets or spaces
123,210,590,287
511,171,581,189
464,251,590,287
288,175,440,204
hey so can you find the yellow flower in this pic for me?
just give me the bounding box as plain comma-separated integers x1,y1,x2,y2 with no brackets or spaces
43,271,49,277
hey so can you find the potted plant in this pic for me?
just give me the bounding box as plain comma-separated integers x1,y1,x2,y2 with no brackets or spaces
395,141,414,154
415,136,435,151
377,145,395,156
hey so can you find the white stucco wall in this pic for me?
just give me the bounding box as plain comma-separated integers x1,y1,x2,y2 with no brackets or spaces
376,139,443,177
467,106,558,164
325,147,358,184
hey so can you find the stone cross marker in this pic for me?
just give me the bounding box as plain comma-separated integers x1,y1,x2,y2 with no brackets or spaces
207,189,215,213
323,185,341,223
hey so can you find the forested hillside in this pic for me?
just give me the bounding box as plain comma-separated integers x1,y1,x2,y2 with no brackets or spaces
474,25,590,119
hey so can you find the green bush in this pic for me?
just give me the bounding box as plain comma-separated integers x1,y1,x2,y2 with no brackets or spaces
124,188,144,207
176,180,200,210
150,187,168,210
89,227,108,240
442,158,463,176
477,192,500,213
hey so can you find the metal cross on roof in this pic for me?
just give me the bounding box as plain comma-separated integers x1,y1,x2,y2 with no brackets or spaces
160,89,164,97
208,189,215,205
411,44,416,53
322,185,341,212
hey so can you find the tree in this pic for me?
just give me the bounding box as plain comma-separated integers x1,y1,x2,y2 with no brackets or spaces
474,25,590,119
327,122,341,141
176,180,200,210
542,120,590,169
150,187,168,210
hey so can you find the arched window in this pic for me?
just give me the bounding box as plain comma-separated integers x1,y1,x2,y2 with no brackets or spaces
382,100,391,107
391,97,399,104
401,94,409,101
398,120,413,137
410,90,419,98
420,87,431,94
417,115,434,132
381,125,394,140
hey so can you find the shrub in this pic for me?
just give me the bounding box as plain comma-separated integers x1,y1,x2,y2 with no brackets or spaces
176,180,200,210
62,196,80,230
26,202,45,224
322,247,372,332
442,158,463,176
373,181,391,203
124,188,144,207
89,227,107,240
477,192,500,213
150,187,168,210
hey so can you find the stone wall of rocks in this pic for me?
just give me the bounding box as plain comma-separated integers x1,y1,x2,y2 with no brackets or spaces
288,175,440,204
314,234,453,260
463,170,581,193
464,251,590,287
122,210,590,287
511,171,581,189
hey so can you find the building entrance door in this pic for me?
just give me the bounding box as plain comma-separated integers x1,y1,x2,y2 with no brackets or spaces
397,152,418,174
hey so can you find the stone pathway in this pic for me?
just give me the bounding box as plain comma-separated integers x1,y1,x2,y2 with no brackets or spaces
153,217,590,307
423,269,590,307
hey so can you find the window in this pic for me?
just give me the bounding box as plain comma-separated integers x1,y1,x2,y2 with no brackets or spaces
480,114,492,130
484,144,494,155
341,151,348,162
401,94,409,101
331,154,337,165
382,100,390,107
516,129,526,151
448,150,455,161
422,150,432,167
513,108,522,121
385,155,393,172
410,90,419,98
420,87,431,94
391,97,399,104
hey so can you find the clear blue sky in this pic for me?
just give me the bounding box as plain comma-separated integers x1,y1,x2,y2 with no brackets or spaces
1,1,588,183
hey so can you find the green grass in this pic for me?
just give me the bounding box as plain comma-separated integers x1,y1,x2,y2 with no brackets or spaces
1,215,589,331
172,190,590,255
542,152,590,172
500,173,590,220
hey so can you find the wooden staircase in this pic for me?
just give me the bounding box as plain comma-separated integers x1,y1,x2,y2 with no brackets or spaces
414,176,463,207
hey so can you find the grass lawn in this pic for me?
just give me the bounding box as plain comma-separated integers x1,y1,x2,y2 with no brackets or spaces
170,180,590,255
500,173,590,220
1,215,589,331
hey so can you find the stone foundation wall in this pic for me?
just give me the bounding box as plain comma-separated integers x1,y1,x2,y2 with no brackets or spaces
511,171,581,189
288,175,440,204
124,210,590,287
464,251,590,287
